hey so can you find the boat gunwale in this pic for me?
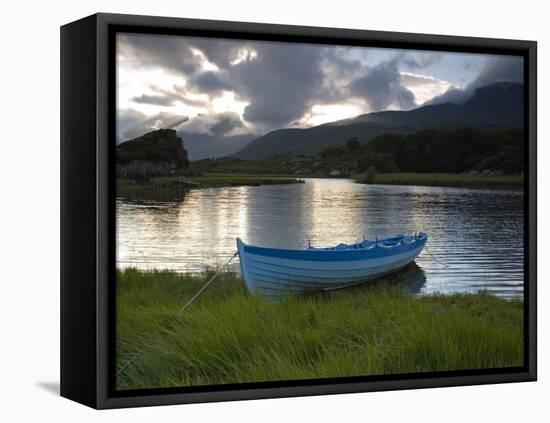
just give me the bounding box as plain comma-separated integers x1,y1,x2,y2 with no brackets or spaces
238,234,427,262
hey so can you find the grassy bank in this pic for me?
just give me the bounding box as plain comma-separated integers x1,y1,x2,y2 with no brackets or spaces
191,156,305,175
116,268,523,390
116,174,303,194
355,172,523,189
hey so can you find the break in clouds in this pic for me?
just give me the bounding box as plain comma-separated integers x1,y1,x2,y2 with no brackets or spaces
116,33,523,142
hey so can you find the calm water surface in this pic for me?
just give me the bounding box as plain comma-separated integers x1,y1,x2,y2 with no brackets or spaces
116,178,524,298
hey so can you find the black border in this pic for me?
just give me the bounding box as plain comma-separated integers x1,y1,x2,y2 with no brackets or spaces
91,13,536,409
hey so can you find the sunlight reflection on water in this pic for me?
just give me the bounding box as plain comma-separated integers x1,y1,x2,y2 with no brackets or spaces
116,178,524,298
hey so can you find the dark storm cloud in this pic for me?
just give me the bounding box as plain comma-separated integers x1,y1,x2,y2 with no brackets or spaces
349,60,416,111
179,112,245,136
132,93,178,106
317,47,363,102
119,34,244,76
429,55,523,105
396,87,416,108
210,112,245,136
227,43,326,128
189,71,233,93
122,34,502,132
471,55,523,87
192,38,242,69
132,85,209,108
118,33,200,74
119,34,335,129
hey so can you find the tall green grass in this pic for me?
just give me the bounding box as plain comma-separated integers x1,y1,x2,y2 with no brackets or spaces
116,268,523,390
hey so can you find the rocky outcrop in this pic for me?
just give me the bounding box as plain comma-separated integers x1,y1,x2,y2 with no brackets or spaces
116,129,189,179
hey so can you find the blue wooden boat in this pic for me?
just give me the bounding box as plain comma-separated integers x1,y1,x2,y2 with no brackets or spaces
236,233,427,299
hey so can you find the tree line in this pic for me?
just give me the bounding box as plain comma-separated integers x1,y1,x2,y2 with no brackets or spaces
319,128,523,174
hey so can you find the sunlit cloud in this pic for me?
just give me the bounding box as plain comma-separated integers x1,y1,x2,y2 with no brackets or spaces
117,62,188,114
229,47,258,65
117,33,521,139
400,72,456,105
210,91,249,115
299,103,366,127
190,47,220,72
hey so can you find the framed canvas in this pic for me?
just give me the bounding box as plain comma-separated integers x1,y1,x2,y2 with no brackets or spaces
60,13,537,409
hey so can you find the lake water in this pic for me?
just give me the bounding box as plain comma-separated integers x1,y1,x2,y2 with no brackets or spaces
116,178,524,298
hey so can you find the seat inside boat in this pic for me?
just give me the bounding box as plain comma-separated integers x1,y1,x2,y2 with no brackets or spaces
308,233,422,250
380,234,405,247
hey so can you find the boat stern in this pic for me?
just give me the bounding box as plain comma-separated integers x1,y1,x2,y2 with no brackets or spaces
236,238,256,294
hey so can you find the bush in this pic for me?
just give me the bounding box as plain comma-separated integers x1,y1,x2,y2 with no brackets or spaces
358,152,399,173
364,166,378,183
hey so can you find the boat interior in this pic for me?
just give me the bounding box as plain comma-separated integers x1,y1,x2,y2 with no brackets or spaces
308,233,426,251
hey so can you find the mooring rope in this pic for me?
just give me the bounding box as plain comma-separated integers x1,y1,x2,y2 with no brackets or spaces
180,251,239,312
115,251,240,378
116,352,140,377
424,245,449,268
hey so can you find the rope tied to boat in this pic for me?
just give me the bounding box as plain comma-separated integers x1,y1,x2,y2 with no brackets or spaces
116,251,240,378
116,352,140,377
424,245,449,268
179,251,239,312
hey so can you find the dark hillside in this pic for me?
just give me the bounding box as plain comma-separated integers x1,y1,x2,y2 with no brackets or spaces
234,82,524,160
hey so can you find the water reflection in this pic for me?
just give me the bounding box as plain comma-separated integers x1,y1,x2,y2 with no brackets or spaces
116,178,524,298
397,263,428,294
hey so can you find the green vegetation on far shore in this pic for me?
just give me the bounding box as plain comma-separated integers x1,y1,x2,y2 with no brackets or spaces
191,155,309,175
115,127,525,192
116,268,523,391
192,128,524,180
355,172,523,189
116,174,303,195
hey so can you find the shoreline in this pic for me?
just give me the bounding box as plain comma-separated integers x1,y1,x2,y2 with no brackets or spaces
117,172,523,195
116,174,304,193
116,268,523,391
354,172,523,190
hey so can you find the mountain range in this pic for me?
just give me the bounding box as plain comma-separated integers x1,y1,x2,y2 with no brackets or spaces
232,81,523,160
178,132,256,161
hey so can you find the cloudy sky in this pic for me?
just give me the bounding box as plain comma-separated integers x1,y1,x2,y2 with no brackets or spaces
116,33,523,141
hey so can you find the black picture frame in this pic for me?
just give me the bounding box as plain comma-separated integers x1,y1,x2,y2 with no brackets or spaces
60,12,537,409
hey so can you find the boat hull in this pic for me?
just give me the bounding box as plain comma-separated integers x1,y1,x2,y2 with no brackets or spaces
237,234,427,299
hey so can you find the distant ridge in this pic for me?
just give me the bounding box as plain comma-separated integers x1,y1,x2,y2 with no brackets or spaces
234,81,523,160
178,132,256,161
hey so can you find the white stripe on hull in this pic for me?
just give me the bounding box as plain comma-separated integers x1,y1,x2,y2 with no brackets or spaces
246,246,424,280
248,253,419,286
250,257,417,295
